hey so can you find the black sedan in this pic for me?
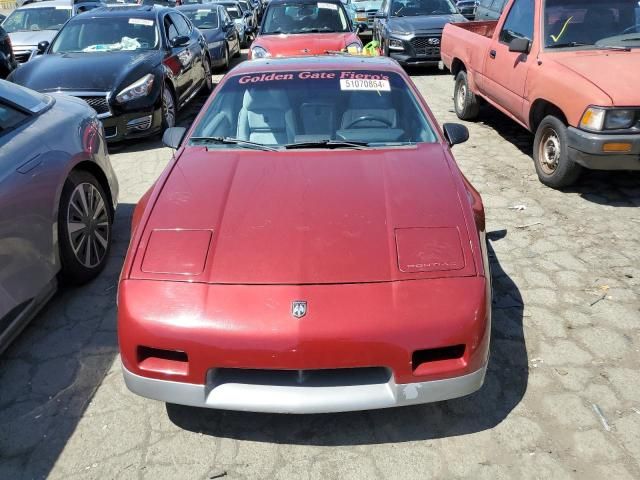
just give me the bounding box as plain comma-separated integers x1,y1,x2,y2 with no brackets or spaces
178,4,240,71
373,0,466,66
9,5,213,142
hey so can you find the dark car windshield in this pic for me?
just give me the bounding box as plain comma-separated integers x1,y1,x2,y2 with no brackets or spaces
50,16,159,53
390,0,456,17
262,2,350,34
2,7,71,33
182,8,220,29
544,0,640,49
190,70,437,148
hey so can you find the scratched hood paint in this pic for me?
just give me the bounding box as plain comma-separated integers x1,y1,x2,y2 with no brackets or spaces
252,32,360,57
549,50,640,106
10,50,163,93
132,144,476,284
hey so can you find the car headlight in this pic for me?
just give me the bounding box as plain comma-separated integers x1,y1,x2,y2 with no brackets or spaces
346,42,362,54
388,38,404,50
115,74,154,103
251,46,270,59
605,109,636,130
580,107,637,131
388,28,410,35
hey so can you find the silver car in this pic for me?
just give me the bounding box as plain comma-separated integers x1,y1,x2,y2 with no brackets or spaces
0,79,118,353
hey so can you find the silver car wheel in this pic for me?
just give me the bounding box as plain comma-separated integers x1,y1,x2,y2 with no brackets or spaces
66,183,109,268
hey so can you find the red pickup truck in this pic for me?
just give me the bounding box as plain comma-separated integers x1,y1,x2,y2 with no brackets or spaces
441,0,640,188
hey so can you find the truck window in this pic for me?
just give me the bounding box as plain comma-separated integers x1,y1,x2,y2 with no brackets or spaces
499,0,534,43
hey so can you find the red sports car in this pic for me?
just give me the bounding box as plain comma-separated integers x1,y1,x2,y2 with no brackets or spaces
118,55,490,413
249,0,363,59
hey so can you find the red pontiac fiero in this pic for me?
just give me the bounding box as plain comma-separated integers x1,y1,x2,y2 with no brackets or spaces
118,56,491,414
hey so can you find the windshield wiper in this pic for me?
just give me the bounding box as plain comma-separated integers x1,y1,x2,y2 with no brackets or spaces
284,140,369,150
548,41,630,51
190,136,280,151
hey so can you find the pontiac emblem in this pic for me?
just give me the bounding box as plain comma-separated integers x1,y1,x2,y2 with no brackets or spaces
291,301,307,318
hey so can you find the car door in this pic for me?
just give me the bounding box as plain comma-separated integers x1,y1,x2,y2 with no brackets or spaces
162,12,193,104
373,0,388,42
481,0,535,124
221,7,239,53
171,11,205,97
0,100,54,324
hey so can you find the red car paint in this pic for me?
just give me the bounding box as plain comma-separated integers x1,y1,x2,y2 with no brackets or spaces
118,57,490,395
249,32,362,59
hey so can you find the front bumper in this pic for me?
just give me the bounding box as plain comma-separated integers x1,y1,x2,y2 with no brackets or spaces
122,363,487,413
101,107,163,143
567,127,640,170
387,33,442,66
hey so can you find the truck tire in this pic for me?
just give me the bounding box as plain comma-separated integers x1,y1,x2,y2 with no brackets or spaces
454,70,480,120
533,115,582,188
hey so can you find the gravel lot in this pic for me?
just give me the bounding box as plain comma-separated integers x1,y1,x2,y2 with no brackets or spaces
1,53,639,480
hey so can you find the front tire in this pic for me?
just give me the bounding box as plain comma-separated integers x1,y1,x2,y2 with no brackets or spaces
533,115,582,188
58,171,113,285
201,56,213,92
161,85,176,130
454,70,480,120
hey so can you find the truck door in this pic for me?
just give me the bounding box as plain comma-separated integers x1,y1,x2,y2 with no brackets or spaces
482,0,535,124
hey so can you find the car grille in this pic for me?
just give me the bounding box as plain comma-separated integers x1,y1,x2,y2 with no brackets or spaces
13,50,33,63
78,96,110,115
410,37,441,57
366,10,376,27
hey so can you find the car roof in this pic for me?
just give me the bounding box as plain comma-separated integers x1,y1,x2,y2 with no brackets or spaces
267,0,342,5
73,4,166,17
177,2,221,8
229,55,404,75
16,0,75,9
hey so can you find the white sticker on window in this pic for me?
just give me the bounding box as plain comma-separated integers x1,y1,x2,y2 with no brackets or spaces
55,6,70,9
197,9,210,13
129,18,154,26
317,2,338,9
340,78,390,91
228,7,238,12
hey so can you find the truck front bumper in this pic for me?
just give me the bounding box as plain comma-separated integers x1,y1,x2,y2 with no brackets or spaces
567,127,640,170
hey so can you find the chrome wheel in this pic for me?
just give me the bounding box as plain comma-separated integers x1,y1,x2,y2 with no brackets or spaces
538,127,561,175
66,183,109,269
162,87,176,128
203,57,212,89
456,81,467,113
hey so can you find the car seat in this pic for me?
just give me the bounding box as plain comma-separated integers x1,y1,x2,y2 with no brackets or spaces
237,89,296,144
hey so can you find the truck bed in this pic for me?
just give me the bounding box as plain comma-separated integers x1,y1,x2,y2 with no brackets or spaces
449,21,498,39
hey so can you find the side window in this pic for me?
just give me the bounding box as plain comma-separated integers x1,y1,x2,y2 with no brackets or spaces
379,0,388,14
0,102,29,135
169,12,191,37
164,15,179,41
499,0,534,44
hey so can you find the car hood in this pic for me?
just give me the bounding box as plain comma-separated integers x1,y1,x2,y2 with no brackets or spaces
8,29,58,48
549,50,640,106
253,32,360,56
130,144,477,285
10,50,163,93
388,14,466,34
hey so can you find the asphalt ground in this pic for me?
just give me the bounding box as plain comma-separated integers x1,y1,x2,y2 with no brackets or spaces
1,52,639,479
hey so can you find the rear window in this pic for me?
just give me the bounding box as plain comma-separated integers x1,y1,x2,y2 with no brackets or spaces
262,2,350,34
190,70,437,148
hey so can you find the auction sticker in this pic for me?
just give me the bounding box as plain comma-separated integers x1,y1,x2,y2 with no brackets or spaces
317,2,338,9
129,18,154,26
340,78,390,91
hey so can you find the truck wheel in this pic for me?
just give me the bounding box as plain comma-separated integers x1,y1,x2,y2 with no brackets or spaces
533,115,582,188
454,70,480,120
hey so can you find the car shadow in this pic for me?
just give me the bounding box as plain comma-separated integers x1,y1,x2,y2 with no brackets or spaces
475,106,640,206
0,203,134,479
166,230,528,445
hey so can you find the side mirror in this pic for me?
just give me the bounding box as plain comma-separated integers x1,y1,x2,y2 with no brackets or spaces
162,127,187,149
244,11,252,17
355,23,366,33
508,36,530,54
37,40,49,53
442,123,469,147
170,35,190,47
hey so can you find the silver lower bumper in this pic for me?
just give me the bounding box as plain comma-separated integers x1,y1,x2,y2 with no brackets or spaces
122,363,487,414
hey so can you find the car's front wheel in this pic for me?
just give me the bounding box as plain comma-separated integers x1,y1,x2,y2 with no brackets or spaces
161,85,176,130
58,171,112,285
454,70,480,121
533,115,582,188
202,56,213,92
219,45,230,72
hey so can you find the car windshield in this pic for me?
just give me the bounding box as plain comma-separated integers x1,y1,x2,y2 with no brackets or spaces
544,0,640,49
238,1,251,11
262,2,350,34
50,16,159,53
190,70,437,148
2,7,71,33
390,0,456,17
182,8,220,29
